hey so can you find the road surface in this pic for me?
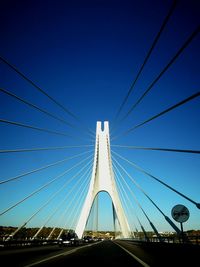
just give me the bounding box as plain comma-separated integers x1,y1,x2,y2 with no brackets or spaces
0,240,199,266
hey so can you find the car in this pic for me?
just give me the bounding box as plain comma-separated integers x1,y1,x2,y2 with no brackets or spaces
83,235,93,243
58,230,81,247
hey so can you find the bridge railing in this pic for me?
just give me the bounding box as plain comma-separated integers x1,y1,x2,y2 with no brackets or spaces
119,235,200,245
0,238,59,248
0,236,100,248
144,235,200,245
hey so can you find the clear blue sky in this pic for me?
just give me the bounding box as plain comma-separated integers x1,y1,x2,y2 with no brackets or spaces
0,0,199,234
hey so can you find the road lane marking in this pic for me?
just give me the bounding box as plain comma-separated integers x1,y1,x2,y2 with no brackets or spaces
114,242,150,267
24,242,101,266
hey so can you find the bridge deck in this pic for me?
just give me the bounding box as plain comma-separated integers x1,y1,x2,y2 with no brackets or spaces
0,240,199,266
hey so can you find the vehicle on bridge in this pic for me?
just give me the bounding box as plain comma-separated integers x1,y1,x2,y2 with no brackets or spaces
83,235,93,243
58,230,82,247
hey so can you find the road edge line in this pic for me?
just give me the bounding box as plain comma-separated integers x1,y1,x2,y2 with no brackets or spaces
114,241,150,267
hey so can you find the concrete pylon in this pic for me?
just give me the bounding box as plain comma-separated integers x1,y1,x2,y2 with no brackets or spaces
75,121,131,239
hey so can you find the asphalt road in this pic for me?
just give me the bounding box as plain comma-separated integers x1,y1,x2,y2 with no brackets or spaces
0,241,145,267
1,240,200,267
26,240,144,267
115,240,200,266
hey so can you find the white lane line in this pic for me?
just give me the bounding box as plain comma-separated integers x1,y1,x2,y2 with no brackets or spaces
24,242,101,267
114,242,150,267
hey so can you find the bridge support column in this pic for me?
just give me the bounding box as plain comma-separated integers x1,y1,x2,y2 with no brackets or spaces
75,121,131,239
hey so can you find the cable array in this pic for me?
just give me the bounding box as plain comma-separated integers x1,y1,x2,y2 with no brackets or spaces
114,0,177,122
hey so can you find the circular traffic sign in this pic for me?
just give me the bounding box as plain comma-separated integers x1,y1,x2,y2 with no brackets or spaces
171,204,190,223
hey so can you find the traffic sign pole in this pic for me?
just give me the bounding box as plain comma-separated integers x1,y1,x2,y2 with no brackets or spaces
171,204,190,243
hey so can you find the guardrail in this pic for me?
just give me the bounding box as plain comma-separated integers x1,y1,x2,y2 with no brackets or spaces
150,235,200,245
118,235,200,245
0,237,100,248
0,239,59,248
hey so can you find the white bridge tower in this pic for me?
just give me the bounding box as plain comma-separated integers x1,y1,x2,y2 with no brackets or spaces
75,121,131,239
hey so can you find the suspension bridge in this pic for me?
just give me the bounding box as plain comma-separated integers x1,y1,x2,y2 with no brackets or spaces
0,0,200,265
